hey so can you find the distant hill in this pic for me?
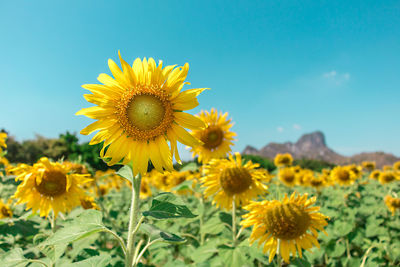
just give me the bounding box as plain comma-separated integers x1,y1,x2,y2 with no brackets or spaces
242,131,399,168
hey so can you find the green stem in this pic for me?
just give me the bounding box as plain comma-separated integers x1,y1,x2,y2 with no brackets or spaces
50,211,56,233
232,197,237,244
125,173,142,267
199,196,205,245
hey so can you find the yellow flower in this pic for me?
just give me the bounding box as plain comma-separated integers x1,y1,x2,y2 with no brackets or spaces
80,196,100,210
139,178,152,199
369,170,381,180
383,165,392,171
189,109,236,163
241,192,329,263
201,152,269,210
309,175,326,191
393,161,400,172
77,52,207,175
330,166,356,186
296,169,313,186
274,153,293,167
362,161,376,172
278,167,297,187
63,161,89,174
379,171,397,185
384,195,400,216
12,157,90,218
0,132,7,153
0,199,12,219
347,164,363,179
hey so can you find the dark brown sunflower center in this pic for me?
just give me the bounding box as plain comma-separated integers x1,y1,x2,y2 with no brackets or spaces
200,126,224,149
127,94,166,131
282,172,295,183
35,170,67,197
264,203,311,240
279,157,291,165
1,206,11,217
219,167,252,195
383,173,395,182
337,169,350,181
391,199,400,208
311,179,323,187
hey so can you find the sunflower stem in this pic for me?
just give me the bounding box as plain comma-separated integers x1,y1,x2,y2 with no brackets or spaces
50,211,56,233
125,172,142,267
276,239,282,267
232,197,237,245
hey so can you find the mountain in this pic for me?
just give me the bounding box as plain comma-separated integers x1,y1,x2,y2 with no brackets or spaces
242,131,399,167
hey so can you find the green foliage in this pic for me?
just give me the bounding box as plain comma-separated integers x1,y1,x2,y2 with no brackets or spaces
293,158,335,171
242,154,276,172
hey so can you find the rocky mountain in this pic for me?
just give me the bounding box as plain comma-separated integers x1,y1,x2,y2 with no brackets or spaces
242,131,399,167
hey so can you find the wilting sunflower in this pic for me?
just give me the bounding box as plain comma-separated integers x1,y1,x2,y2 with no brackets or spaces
0,199,12,219
241,192,329,263
379,171,397,185
330,166,356,186
0,132,7,153
202,152,269,210
369,170,381,180
362,161,376,172
189,109,236,163
278,167,297,187
393,161,400,172
80,196,100,210
274,153,293,167
76,52,207,175
12,157,90,218
384,195,400,216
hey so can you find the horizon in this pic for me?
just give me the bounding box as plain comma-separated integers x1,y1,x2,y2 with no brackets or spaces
1,1,399,158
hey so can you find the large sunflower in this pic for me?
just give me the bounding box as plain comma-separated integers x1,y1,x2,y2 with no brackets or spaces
0,132,7,153
76,52,207,175
189,109,236,163
241,192,329,263
330,166,356,186
201,152,269,210
12,158,90,218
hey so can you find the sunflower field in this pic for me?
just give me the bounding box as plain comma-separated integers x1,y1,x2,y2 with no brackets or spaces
1,56,400,267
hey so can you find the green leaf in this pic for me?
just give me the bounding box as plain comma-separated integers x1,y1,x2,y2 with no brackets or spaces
0,248,28,267
333,220,353,236
140,223,186,244
190,243,218,263
365,225,388,238
200,217,225,235
62,254,111,267
41,210,106,247
180,162,198,172
143,193,197,219
117,165,134,183
220,247,247,267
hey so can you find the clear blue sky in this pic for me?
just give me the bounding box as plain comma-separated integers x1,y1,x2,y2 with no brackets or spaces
1,1,399,159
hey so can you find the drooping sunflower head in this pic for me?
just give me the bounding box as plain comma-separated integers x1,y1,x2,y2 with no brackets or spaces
189,109,236,163
379,171,397,185
12,157,90,218
201,152,269,210
384,195,400,216
369,170,381,180
330,166,356,186
241,192,329,263
0,199,12,219
274,153,293,167
80,196,99,210
393,161,400,172
362,161,376,172
278,167,297,187
0,132,7,154
76,52,208,175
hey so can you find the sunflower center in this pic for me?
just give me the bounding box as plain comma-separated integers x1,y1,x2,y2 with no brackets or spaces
391,199,400,208
219,167,252,195
383,173,395,182
337,169,350,181
35,170,67,197
311,179,323,187
81,199,94,209
1,206,11,217
280,157,291,165
127,94,165,131
265,203,311,240
201,126,224,149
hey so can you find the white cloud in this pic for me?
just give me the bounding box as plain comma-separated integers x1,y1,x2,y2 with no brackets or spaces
277,126,284,133
322,70,350,85
293,124,301,130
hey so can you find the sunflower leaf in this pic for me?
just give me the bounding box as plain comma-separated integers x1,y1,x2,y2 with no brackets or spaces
143,193,197,219
116,165,134,183
140,223,186,244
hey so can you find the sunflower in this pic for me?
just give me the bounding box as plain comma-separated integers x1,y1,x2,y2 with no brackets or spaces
80,196,100,210
201,152,269,210
274,153,293,167
309,175,326,191
278,167,297,187
12,157,90,218
379,171,397,185
0,199,12,219
369,170,381,180
63,161,89,174
296,169,313,186
241,192,329,263
189,109,236,163
0,132,7,153
76,52,207,175
330,166,356,186
362,161,376,172
384,195,400,216
347,164,363,179
383,165,393,171
393,161,400,172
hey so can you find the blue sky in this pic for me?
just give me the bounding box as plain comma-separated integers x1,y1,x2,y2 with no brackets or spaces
1,0,399,159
